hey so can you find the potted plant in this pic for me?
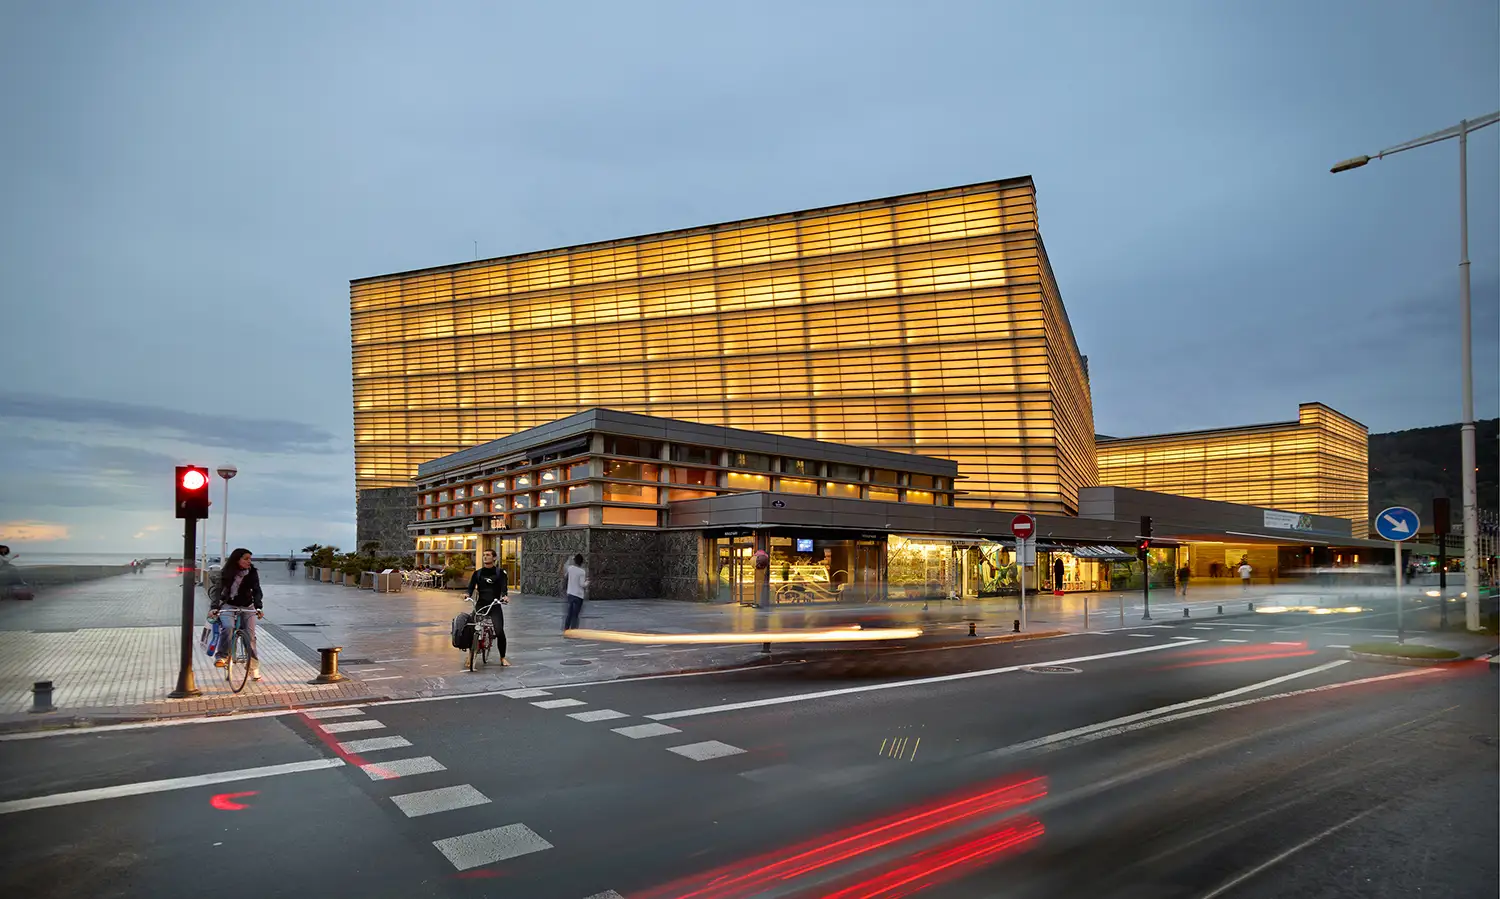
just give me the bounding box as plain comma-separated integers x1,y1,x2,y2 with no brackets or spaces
443,552,473,590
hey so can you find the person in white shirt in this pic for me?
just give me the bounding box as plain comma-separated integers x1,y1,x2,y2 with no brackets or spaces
563,554,589,632
1238,562,1252,590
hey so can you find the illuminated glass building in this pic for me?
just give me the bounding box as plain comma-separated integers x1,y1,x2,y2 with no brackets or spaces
351,177,1097,548
1094,403,1370,537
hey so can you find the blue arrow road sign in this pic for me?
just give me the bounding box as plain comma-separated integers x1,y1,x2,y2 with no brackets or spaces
1374,506,1420,542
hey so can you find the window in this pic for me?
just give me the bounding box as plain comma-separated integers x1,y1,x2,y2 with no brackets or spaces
438,490,450,502
667,488,716,502
825,482,860,498
472,482,486,495
602,506,658,526
513,474,532,490
565,485,593,504
783,458,817,476
491,479,506,494
777,478,818,495
731,451,771,471
829,463,862,482
604,482,658,503
908,473,935,489
490,498,506,513
866,487,899,502
605,459,660,483
670,467,715,487
537,510,560,528
905,490,934,504
539,468,560,484
567,462,590,481
566,508,590,526
607,435,660,459
726,472,770,491
512,493,533,509
471,501,485,514
454,486,466,499
671,444,715,465
870,469,898,485
538,489,560,507
422,494,434,505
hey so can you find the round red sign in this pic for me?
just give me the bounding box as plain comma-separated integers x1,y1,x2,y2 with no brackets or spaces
1011,514,1035,538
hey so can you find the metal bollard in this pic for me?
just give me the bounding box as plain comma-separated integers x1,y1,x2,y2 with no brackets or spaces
762,641,771,655
311,647,345,684
1217,605,1223,615
30,681,55,713
969,622,977,636
1183,608,1190,618
1013,619,1020,633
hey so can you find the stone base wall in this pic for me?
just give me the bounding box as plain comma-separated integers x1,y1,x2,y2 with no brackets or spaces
356,487,417,555
519,529,589,597
586,529,662,600
660,530,706,601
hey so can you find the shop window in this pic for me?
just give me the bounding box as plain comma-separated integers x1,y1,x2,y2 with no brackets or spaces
602,506,659,526
904,490,934,504
870,469,898,485
777,478,818,495
908,473,935,489
538,488,560,507
671,444,715,464
783,458,817,476
726,472,770,491
607,435,661,459
603,482,658,503
670,467,715,487
825,481,860,498
667,488,716,502
828,463,862,482
565,508,590,526
866,487,899,502
565,485,593,504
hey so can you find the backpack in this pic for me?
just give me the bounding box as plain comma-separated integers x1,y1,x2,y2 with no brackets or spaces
451,612,473,650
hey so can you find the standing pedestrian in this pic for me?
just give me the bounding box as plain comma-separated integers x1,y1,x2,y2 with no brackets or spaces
213,548,264,680
1177,563,1191,595
1237,561,1252,591
563,554,588,632
1053,557,1065,594
465,549,510,666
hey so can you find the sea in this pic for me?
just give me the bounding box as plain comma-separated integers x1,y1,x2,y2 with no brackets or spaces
3,552,177,568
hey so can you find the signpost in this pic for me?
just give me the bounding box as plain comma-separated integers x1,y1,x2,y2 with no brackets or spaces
1374,506,1420,644
1012,515,1035,630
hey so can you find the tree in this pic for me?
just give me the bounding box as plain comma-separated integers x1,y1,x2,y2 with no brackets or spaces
361,541,381,555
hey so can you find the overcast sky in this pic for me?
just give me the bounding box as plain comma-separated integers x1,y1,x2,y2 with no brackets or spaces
1,0,1496,554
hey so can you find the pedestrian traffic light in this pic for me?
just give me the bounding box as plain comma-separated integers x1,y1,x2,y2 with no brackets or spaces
176,465,210,519
1138,515,1152,559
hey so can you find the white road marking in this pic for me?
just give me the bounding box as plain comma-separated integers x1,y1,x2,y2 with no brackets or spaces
338,736,412,754
361,756,447,780
1219,639,1249,643
0,758,345,814
318,720,386,734
982,660,1351,759
1328,644,1351,649
346,667,387,672
1190,627,1212,631
611,723,681,739
1197,803,1389,899
1373,634,1400,638
645,640,1201,722
1270,642,1302,646
1171,636,1198,641
668,740,747,761
532,698,587,709
1323,633,1350,636
433,824,554,871
303,707,364,720
1232,629,1256,632
390,784,491,818
1126,634,1156,638
583,892,625,899
363,675,404,682
500,689,552,699
568,709,630,722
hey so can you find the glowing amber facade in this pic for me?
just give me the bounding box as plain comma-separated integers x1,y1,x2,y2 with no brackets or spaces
1095,404,1369,536
352,177,1096,513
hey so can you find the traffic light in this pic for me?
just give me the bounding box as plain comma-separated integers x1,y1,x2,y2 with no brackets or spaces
1139,515,1153,559
176,466,210,519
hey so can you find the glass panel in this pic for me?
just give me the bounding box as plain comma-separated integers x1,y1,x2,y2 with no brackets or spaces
512,493,533,509
602,506,658,526
670,467,715,487
565,485,593,503
603,482,658,502
671,444,716,464
454,486,467,499
825,481,860,498
870,469,898,485
438,491,450,502
565,508,590,526
567,462,590,480
782,458,817,476
607,435,661,458
605,459,660,482
539,468,560,484
666,488,716,502
537,510,560,528
777,478,818,495
538,488,560,507
730,451,771,471
828,463,862,481
726,472,770,491
908,473,934,489
472,483,485,495
513,474,532,490
866,487,899,502
904,490,934,504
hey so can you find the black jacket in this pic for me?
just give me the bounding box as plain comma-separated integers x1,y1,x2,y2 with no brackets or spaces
218,566,264,610
467,566,507,611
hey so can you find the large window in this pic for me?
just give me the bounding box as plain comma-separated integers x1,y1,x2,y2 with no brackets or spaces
565,485,593,504
870,469,898,485
908,473,934,489
537,488,561,507
783,458,818,476
828,463,862,482
607,435,661,459
777,478,818,495
905,489,934,504
602,506,658,526
667,488,716,502
671,444,716,465
730,451,771,471
566,462,590,481
512,493,533,509
825,481,859,498
726,472,770,491
603,482,658,503
670,467,715,487
866,487,899,502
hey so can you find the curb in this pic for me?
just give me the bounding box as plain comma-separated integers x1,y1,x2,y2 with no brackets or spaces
0,694,388,736
1345,650,1470,668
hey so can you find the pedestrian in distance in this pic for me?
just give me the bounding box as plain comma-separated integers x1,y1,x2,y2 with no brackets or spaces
212,548,264,680
1053,557,1065,594
563,554,589,632
1178,564,1191,596
1238,561,1252,591
465,549,510,666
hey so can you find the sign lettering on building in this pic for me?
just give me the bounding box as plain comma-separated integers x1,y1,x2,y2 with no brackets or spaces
1263,510,1313,531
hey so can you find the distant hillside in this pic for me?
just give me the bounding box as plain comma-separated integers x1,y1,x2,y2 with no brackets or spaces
1368,419,1499,522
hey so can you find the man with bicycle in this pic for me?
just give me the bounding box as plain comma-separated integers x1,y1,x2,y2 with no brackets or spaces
465,549,510,667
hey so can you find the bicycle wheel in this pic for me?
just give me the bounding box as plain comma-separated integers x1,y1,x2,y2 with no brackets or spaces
480,631,489,666
229,631,252,693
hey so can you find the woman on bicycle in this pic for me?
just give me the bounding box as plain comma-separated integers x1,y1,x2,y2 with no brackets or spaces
213,548,264,680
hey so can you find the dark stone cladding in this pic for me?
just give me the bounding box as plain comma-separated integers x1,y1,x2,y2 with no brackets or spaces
586,528,662,600
357,487,416,555
660,529,706,602
519,528,588,597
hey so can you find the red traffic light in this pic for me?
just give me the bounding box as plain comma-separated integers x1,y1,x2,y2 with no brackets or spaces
176,465,210,519
181,469,209,491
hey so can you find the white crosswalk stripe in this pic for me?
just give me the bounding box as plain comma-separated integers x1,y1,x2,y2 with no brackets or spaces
338,735,412,754
361,756,447,780
612,723,680,739
434,824,553,871
568,709,629,722
319,720,385,734
391,784,491,818
499,688,552,698
302,707,365,719
533,698,587,709
583,892,625,899
1218,639,1249,643
667,740,746,761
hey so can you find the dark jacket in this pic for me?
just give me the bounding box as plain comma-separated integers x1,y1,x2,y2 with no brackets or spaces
467,566,507,611
218,566,264,610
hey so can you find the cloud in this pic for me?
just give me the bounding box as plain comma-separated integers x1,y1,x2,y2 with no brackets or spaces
133,524,163,539
0,393,341,455
0,521,70,542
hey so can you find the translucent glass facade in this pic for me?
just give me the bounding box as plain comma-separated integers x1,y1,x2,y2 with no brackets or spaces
352,178,1096,513
1095,404,1370,536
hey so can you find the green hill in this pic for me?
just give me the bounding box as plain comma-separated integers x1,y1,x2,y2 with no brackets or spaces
1368,419,1498,522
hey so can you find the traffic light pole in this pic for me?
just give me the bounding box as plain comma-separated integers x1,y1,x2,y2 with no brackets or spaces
168,517,202,698
1141,556,1151,620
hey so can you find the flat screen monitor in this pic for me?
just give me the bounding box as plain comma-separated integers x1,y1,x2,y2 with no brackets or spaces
796,538,814,553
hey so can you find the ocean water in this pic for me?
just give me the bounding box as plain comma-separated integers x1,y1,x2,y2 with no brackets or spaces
2,552,175,568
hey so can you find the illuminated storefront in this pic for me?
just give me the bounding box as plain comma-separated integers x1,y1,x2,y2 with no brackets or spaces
353,177,1097,551
1096,404,1369,537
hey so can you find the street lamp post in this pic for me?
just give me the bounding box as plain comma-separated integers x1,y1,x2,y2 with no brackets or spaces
1333,110,1499,633
217,465,238,565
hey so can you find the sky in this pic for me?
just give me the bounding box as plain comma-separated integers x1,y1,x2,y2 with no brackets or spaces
1,0,1496,554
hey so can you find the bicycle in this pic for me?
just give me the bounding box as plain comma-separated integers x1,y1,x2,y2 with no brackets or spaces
220,609,259,693
464,596,504,672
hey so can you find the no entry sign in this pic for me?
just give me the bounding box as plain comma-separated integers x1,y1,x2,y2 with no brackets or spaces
1011,514,1035,539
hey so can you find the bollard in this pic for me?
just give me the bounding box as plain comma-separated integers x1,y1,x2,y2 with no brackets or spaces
1217,605,1223,615
30,681,55,713
968,622,977,636
762,641,771,655
1247,602,1254,612
1013,619,1021,633
1183,607,1190,618
311,647,345,684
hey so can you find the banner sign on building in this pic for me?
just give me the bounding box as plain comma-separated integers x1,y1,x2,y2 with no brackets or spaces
1263,510,1313,531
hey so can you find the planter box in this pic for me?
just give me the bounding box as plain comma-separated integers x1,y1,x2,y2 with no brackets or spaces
321,568,332,583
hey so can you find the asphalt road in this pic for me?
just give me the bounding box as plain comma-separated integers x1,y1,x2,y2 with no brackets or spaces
2,613,1494,899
